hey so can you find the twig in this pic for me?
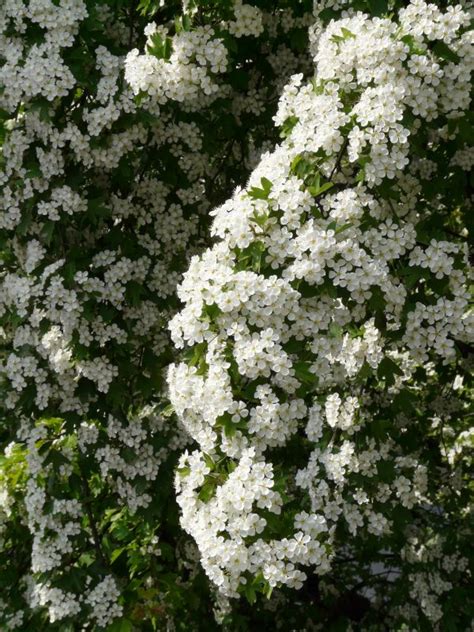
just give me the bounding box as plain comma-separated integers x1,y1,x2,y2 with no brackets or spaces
329,138,349,181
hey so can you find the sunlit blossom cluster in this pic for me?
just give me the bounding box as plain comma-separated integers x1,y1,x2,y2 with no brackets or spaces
0,0,320,628
169,1,473,623
0,0,472,629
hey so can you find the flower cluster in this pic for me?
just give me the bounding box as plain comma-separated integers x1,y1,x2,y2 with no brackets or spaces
0,0,88,110
1,0,472,629
0,0,323,628
169,2,473,626
125,23,228,104
229,2,264,39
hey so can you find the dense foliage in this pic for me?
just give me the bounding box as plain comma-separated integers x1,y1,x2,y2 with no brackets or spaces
0,0,472,630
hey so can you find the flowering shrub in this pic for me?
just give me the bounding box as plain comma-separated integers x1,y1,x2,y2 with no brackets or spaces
169,0,474,628
0,0,472,630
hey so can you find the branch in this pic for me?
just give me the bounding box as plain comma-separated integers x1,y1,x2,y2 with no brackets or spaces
79,463,108,568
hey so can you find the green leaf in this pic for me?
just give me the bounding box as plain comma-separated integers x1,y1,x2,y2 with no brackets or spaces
335,222,352,234
318,8,339,24
41,221,55,245
163,37,172,60
244,583,257,604
357,361,373,381
105,618,134,632
399,265,426,289
283,339,307,354
251,211,269,228
294,361,318,385
198,480,217,502
161,404,174,418
248,188,268,200
215,412,237,438
182,14,191,31
368,286,386,312
251,241,265,273
328,323,343,338
290,155,313,179
356,168,365,183
298,280,321,298
368,419,390,442
392,388,417,414
203,453,215,471
226,460,237,474
280,115,299,138
248,178,272,200
400,34,426,56
433,41,460,64
340,27,356,39
185,342,208,376
147,33,173,60
126,280,145,306
308,181,334,198
203,302,221,321
261,177,272,192
110,547,126,563
377,460,396,482
137,0,158,16
377,357,403,386
368,0,388,16
332,27,356,43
